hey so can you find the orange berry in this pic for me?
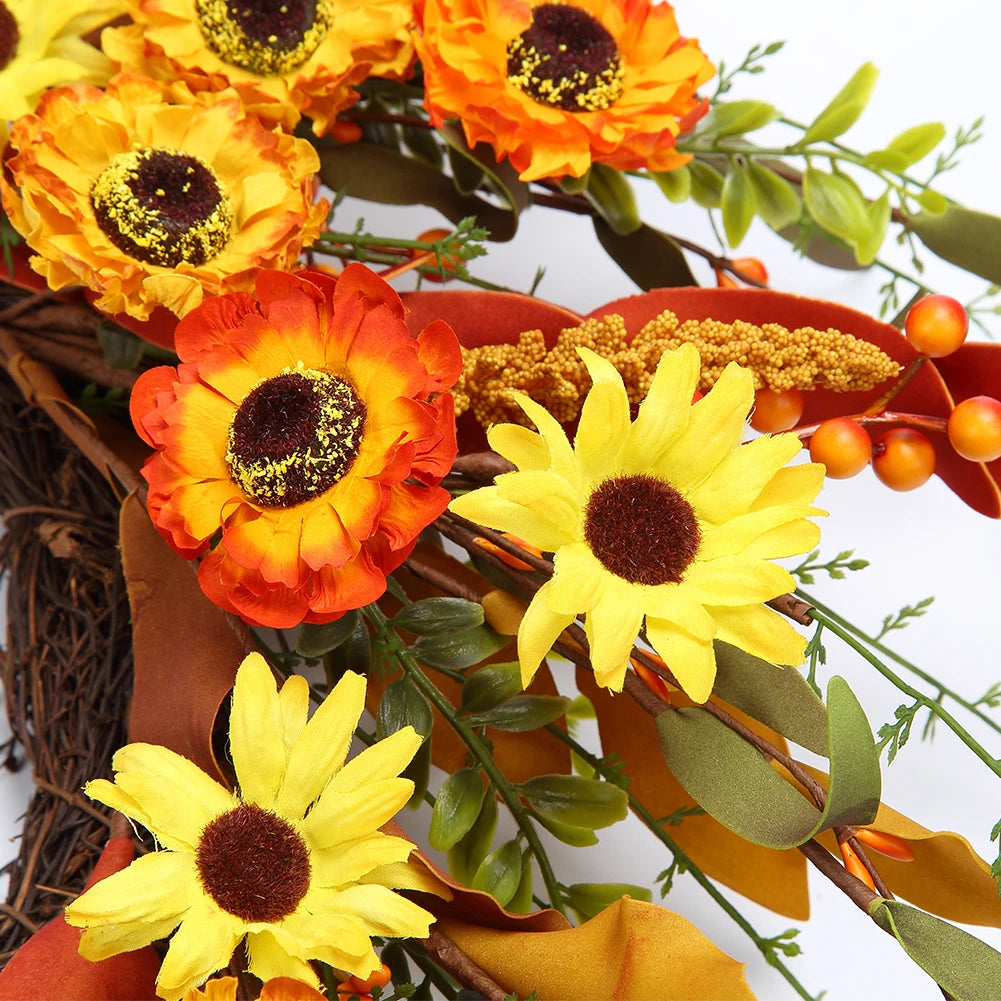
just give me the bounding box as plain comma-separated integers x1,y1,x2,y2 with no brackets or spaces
808,418,872,479
714,269,739,288
750,387,804,432
347,964,392,993
871,428,936,491
947,395,1001,462
329,120,363,144
731,257,769,283
903,294,968,357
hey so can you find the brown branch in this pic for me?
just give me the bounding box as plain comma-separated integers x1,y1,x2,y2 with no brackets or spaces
798,838,880,912
403,555,484,604
422,928,510,1001
450,451,515,482
766,593,814,626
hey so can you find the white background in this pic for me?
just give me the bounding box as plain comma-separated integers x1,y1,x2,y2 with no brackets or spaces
3,2,1001,998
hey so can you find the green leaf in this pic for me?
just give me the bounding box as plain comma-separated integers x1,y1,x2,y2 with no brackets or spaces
413,623,509,670
467,694,572,732
318,143,519,241
403,735,431,809
507,849,535,913
593,219,697,290
774,221,868,271
688,160,725,208
866,123,946,171
461,662,524,713
448,791,498,885
747,162,802,229
429,768,486,851
870,899,1001,1000
915,188,948,215
439,121,530,216
910,204,1001,283
533,812,599,847
566,882,652,921
710,641,829,756
690,100,779,139
402,124,444,168
376,679,433,742
651,166,691,203
801,62,879,144
856,189,891,266
584,163,640,235
95,323,145,370
472,838,523,907
517,774,628,830
389,597,484,637
322,613,371,684
802,168,872,261
720,165,757,247
296,610,362,658
656,676,880,849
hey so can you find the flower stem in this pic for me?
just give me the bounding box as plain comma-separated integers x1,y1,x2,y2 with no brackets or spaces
362,601,569,916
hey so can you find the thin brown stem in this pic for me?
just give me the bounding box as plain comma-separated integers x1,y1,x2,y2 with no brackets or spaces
794,410,947,441
422,928,510,1001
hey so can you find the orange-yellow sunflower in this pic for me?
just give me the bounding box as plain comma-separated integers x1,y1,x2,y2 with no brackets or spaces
129,265,460,628
101,0,417,134
0,73,328,320
450,344,826,701
0,0,124,146
415,0,714,182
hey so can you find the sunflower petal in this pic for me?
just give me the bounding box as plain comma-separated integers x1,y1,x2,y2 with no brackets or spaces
708,604,808,667
646,619,718,703
518,580,577,687
574,347,630,483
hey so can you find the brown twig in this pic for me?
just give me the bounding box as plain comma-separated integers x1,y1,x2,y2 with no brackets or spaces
422,928,510,1001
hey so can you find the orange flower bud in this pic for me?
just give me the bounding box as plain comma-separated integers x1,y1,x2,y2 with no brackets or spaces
840,839,876,891
854,827,916,862
630,655,672,703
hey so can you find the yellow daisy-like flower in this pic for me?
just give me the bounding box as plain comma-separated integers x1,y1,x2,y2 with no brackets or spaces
102,0,417,134
0,0,124,145
450,345,826,702
64,653,434,1001
1,74,328,320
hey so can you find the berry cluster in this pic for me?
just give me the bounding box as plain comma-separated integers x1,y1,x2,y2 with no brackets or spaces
750,294,1001,493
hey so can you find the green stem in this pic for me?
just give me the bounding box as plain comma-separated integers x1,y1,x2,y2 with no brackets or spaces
802,598,1001,780
363,602,568,916
544,725,820,1001
801,591,1001,739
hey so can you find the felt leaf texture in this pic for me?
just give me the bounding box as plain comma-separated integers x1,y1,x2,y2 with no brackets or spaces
656,676,879,849
870,899,1001,1000
438,897,756,1000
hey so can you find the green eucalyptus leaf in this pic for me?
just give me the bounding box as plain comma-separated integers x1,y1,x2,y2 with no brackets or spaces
461,662,524,713
389,597,485,637
413,623,509,670
472,838,523,906
318,143,519,241
467,694,572,732
96,323,145,370
747,162,802,229
584,163,641,235
448,791,498,885
507,849,534,913
566,882,652,921
533,811,599,846
867,123,947,171
593,218,697,290
651,166,691,203
915,188,948,215
711,641,829,756
429,768,486,851
870,899,1001,1000
439,121,530,216
376,679,433,742
774,222,867,270
910,204,1001,282
517,774,628,830
720,165,757,247
803,168,872,260
656,676,879,849
296,609,361,657
801,62,879,144
688,160,725,208
690,100,779,139
856,189,891,266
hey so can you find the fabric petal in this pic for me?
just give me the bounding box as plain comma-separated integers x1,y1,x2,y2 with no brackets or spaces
573,347,630,484
487,423,549,470
309,832,415,887
327,726,424,794
246,930,323,991
320,883,435,939
517,580,577,687
646,618,718,703
449,486,575,552
230,652,286,809
708,604,808,667
548,542,605,614
304,777,417,849
584,591,644,692
683,556,794,606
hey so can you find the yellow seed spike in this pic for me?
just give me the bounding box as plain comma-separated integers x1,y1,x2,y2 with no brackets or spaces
854,827,916,862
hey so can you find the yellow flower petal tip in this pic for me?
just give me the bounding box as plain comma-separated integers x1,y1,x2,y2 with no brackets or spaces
65,653,434,1001
456,346,825,702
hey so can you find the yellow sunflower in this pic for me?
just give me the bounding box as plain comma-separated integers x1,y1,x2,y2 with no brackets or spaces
101,0,417,135
449,344,826,701
64,653,435,1001
0,73,327,320
0,0,124,145
415,0,714,182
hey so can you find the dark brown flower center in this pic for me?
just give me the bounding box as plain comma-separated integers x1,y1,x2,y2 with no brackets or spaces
507,3,624,113
196,803,311,923
226,368,366,507
0,3,19,72
196,0,333,75
91,148,231,268
583,474,701,585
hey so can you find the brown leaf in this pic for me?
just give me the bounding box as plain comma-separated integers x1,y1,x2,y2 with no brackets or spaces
119,493,251,783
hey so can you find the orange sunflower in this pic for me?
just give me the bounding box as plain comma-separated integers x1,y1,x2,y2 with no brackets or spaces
129,265,460,628
415,0,714,182
101,0,417,134
1,74,327,320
